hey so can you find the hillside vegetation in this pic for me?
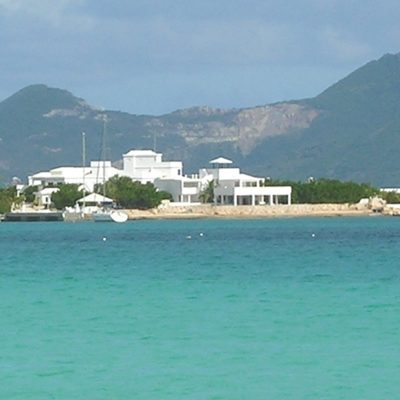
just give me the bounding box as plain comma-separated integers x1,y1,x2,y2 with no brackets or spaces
1,53,400,186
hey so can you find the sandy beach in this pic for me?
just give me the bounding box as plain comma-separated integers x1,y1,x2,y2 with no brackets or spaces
124,203,377,220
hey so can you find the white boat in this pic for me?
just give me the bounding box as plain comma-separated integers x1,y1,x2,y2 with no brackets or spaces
91,117,128,223
63,122,128,223
92,208,128,223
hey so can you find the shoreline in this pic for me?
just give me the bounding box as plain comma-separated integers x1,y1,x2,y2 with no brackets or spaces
124,203,379,220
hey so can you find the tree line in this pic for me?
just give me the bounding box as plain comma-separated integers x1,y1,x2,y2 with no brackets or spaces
0,176,172,212
94,176,172,209
50,176,172,210
264,178,388,204
2,177,400,214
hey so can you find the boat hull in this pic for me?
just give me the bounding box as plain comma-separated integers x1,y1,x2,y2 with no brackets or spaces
93,210,128,223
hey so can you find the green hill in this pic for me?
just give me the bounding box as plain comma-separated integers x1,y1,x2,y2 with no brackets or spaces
1,53,400,186
244,53,400,185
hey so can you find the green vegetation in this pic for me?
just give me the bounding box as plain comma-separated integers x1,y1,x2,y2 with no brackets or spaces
0,186,20,213
51,184,82,210
96,175,172,209
22,185,38,203
2,53,400,186
266,178,379,204
380,190,400,204
199,180,215,203
1,177,399,215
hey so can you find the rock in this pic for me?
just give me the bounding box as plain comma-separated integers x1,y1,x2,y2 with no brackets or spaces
368,196,386,212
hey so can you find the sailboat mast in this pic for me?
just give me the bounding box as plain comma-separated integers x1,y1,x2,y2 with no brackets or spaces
102,116,107,197
82,132,86,210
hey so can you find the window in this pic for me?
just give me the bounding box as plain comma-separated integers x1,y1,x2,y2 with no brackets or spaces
183,182,198,188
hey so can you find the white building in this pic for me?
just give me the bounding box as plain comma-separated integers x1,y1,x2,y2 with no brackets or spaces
36,187,60,209
154,157,292,206
28,150,182,192
27,150,291,207
155,174,206,204
29,161,123,192
206,157,291,206
123,150,182,183
381,188,400,194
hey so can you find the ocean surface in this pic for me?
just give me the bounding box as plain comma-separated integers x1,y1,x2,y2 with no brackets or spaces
1,216,399,399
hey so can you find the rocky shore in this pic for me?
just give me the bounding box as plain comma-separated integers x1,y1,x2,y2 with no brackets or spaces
124,203,378,220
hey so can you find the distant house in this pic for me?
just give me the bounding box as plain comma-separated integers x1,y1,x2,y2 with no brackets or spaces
155,157,292,206
208,157,291,206
28,161,121,192
27,150,292,206
122,150,182,183
28,150,182,191
381,188,400,194
155,174,206,204
35,187,60,209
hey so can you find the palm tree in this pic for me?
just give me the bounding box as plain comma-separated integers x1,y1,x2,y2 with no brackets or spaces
199,180,215,203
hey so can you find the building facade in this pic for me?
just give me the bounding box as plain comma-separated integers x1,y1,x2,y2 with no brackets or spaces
28,161,121,192
155,157,292,206
27,150,291,206
122,150,182,183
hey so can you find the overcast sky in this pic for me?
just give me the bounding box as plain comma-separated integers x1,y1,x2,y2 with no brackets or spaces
0,0,399,115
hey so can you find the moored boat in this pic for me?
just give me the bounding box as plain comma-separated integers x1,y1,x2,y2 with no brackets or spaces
92,208,128,223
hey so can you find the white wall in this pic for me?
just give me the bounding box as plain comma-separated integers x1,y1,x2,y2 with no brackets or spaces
123,150,182,183
29,163,123,192
154,177,202,203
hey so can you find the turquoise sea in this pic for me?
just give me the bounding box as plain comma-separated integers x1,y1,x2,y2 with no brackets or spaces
1,217,399,399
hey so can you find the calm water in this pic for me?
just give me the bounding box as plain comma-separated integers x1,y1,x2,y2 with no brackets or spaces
1,217,399,399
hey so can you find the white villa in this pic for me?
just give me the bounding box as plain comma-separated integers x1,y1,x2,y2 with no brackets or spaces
28,149,291,206
156,157,292,205
28,161,121,192
208,157,291,205
123,150,182,183
36,187,60,209
29,151,182,192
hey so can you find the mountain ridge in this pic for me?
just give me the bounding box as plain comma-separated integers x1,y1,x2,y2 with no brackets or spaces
1,52,400,186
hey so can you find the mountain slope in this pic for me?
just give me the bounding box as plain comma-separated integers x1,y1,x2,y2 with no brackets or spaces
1,53,400,186
250,53,400,184
0,85,318,182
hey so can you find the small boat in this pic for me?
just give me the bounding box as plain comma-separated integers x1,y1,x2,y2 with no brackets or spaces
67,118,128,224
93,208,128,223
91,117,128,223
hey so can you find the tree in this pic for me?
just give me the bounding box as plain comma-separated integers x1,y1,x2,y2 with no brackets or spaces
51,184,82,210
95,175,172,209
266,178,379,204
380,190,400,203
199,180,215,203
22,185,38,203
0,186,17,213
